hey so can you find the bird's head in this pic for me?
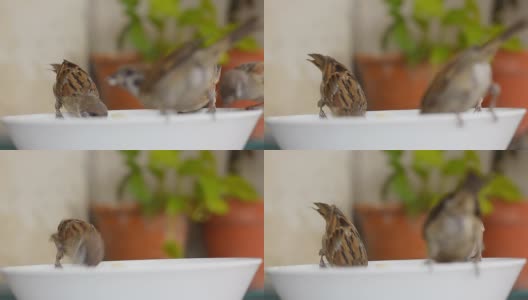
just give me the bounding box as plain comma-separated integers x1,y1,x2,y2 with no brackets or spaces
107,65,146,97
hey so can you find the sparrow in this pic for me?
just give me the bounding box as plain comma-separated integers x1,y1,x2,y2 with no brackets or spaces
307,54,368,118
107,16,261,116
420,20,528,125
219,61,264,106
313,202,368,267
228,0,259,24
50,219,104,268
423,171,485,274
51,60,108,118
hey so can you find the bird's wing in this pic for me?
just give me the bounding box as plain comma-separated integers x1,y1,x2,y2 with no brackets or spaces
423,192,455,239
142,39,203,92
420,52,472,111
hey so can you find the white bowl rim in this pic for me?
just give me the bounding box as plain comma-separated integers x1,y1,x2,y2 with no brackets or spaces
265,108,526,125
2,258,263,275
265,258,526,275
2,109,263,125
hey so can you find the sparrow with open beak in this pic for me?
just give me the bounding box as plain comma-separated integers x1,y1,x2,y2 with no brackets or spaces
314,202,368,267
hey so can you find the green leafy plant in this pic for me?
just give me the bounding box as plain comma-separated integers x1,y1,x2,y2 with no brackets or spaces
117,150,259,220
382,0,523,65
117,0,259,62
382,151,522,216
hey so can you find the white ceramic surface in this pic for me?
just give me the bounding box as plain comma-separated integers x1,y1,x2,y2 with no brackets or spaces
2,109,262,150
266,258,525,300
2,258,261,300
265,109,526,150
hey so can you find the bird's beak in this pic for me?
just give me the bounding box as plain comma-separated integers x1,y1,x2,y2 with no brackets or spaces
106,75,118,86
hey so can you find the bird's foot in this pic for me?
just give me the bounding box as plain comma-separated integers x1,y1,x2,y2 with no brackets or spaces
56,111,64,119
474,105,482,113
55,262,63,269
489,107,498,123
208,105,217,122
319,108,327,119
425,259,434,274
456,113,464,128
473,262,480,278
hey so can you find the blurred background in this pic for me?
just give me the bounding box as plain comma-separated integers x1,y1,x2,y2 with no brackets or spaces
0,150,264,296
0,0,265,149
264,0,528,148
265,150,528,296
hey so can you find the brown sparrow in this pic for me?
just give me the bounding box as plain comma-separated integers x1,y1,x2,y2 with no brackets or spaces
307,54,368,118
420,20,528,125
219,62,264,106
423,172,485,274
51,60,108,118
314,202,368,267
50,219,104,268
107,17,261,116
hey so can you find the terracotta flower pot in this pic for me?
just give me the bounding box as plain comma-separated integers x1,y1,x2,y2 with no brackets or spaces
91,203,188,260
483,201,528,289
354,54,436,111
354,203,427,260
90,54,144,110
203,199,264,290
491,50,528,136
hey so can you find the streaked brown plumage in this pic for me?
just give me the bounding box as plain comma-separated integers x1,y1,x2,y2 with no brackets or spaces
107,16,261,115
420,20,528,125
51,60,108,118
219,61,264,106
50,219,104,268
308,54,367,118
423,172,485,272
314,202,368,267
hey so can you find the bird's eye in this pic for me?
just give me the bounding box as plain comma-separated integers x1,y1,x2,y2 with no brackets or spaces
125,69,134,76
133,79,142,86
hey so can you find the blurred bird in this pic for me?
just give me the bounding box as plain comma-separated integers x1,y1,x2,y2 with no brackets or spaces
50,219,104,268
107,16,261,116
219,62,264,106
228,0,259,24
313,202,368,267
423,172,486,274
420,20,528,125
51,60,108,118
307,54,367,118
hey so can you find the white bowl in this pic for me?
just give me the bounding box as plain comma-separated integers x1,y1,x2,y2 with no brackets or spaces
266,258,525,300
2,109,262,150
2,258,261,300
265,109,525,150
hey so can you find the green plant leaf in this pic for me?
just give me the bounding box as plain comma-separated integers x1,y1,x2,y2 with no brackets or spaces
223,175,259,201
198,176,229,215
388,171,418,213
149,0,180,19
412,151,444,180
166,195,188,215
235,37,260,52
163,240,184,258
126,22,157,61
482,175,522,202
149,151,180,173
430,44,452,65
441,159,466,176
413,0,444,23
126,172,152,208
